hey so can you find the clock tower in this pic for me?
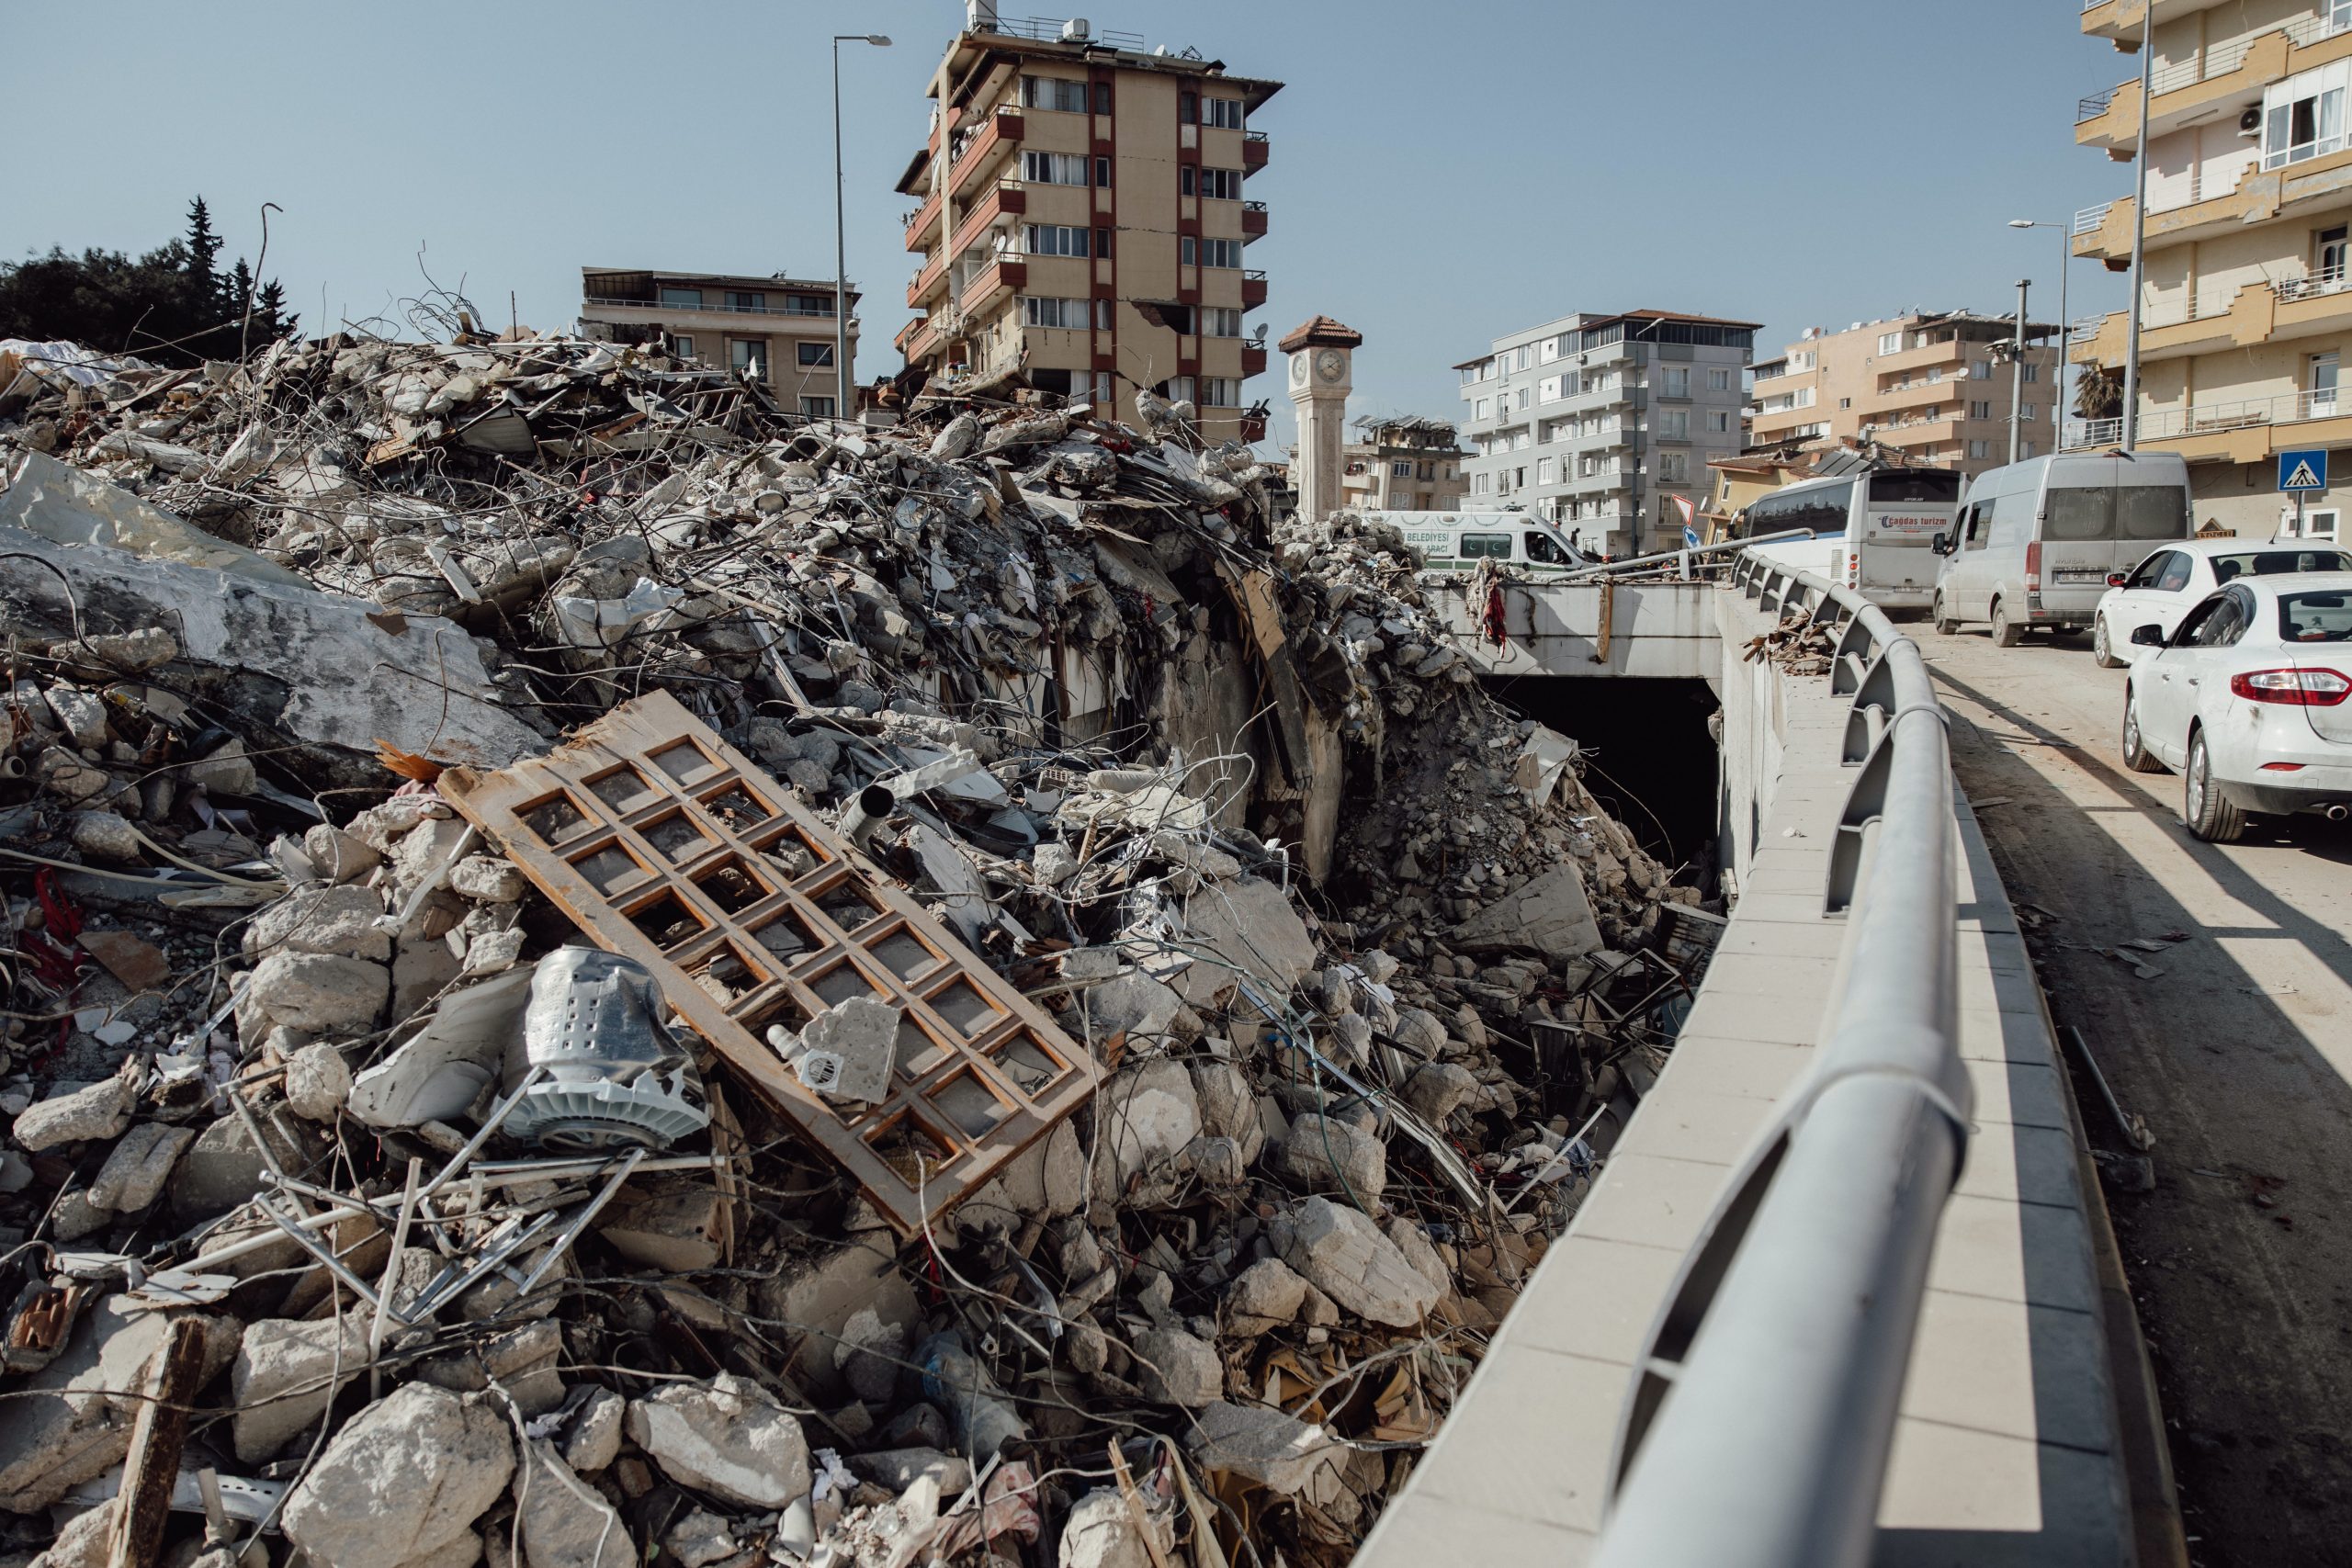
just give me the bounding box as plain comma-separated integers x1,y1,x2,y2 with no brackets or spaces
1278,315,1363,525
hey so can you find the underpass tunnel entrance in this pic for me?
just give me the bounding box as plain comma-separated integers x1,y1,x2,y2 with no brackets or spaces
1482,675,1722,879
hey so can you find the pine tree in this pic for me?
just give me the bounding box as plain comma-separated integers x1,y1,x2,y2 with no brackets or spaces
254,279,293,339
184,196,223,316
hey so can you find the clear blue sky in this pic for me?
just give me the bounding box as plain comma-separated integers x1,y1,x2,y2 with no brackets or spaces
4,0,2132,447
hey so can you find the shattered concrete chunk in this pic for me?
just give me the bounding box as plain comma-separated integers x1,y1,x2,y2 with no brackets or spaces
792,994,898,1104
1224,1257,1310,1333
1275,1111,1386,1204
625,1372,810,1509
1449,863,1604,961
230,1314,371,1462
246,949,389,1033
1170,875,1317,1006
11,1072,134,1152
513,1439,630,1568
1398,1060,1480,1123
1133,1325,1224,1407
1275,1197,1442,1328
1088,1057,1202,1204
1057,1486,1175,1568
84,1122,194,1211
281,1382,514,1568
243,883,393,964
1186,1401,1348,1506
283,1041,355,1121
560,1386,626,1472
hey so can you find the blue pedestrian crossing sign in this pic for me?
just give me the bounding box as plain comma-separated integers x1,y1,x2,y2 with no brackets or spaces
2278,448,2328,491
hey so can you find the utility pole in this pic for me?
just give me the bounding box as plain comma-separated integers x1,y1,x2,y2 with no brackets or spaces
832,34,892,424
2120,2,2154,446
2009,278,2031,466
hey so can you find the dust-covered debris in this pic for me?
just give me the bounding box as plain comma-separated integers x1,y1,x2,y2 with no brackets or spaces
0,321,1721,1567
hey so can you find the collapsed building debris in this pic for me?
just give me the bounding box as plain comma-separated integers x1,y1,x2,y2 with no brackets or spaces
0,322,1714,1568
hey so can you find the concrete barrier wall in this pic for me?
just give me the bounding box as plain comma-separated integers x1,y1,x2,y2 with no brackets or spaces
1423,579,1718,682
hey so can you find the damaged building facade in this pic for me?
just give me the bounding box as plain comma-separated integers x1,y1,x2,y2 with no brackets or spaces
893,7,1280,444
0,305,1704,1568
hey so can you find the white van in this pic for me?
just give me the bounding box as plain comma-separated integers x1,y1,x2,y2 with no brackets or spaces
1737,468,1961,612
1931,451,2193,647
1377,512,1596,577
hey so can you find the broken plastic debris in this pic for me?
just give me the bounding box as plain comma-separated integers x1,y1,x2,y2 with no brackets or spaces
504,947,710,1151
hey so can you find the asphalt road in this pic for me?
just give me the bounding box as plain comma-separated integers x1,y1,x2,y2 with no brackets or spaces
1915,621,2352,1568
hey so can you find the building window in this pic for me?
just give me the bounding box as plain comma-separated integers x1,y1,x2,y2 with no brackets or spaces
1023,151,1090,186
1968,439,1992,458
1182,167,1243,199
1178,90,1197,123
1513,431,1532,451
1163,376,1196,403
1093,82,1112,114
1927,367,1942,383
1877,332,1903,355
1709,367,1732,391
1093,370,1114,404
1391,460,1413,477
2321,224,2350,281
1838,396,1851,410
1517,387,1531,410
1970,361,1992,379
1095,156,1112,188
1661,367,1690,397
2264,63,2350,168
797,341,833,367
672,334,696,360
1021,75,1090,112
729,338,767,378
1201,377,1242,406
1473,472,1490,494
1180,236,1242,268
800,396,835,418
1023,224,1091,257
1968,400,1992,420
2019,403,2038,422
2022,363,2041,382
1202,306,1244,337
2292,507,2341,538
1475,398,1491,419
725,290,763,312
1204,96,1245,129
660,287,705,308
2312,349,2339,414
1537,457,1555,485
1657,408,1690,439
1708,410,1731,433
1095,299,1114,330
1021,296,1091,327
1658,452,1690,483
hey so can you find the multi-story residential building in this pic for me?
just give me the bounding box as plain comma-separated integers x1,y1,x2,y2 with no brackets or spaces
1456,310,1757,557
2068,0,2352,538
578,269,857,418
1747,312,2061,479
1335,416,1469,513
893,8,1281,443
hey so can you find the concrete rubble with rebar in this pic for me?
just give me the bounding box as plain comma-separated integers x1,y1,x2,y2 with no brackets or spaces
0,324,1714,1568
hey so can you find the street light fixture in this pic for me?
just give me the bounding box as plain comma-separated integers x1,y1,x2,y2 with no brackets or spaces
832,34,893,424
2009,219,2071,453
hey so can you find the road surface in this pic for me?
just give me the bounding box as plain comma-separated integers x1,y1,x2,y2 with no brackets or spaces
1915,622,2352,1568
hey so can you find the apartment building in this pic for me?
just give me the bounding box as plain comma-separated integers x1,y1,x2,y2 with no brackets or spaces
893,8,1281,443
1747,312,2061,479
1335,416,1469,513
2070,0,2352,537
1456,310,1757,557
578,269,856,417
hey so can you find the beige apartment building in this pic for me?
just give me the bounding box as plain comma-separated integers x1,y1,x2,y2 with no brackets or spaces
893,9,1281,443
1748,311,2062,479
578,269,857,418
1335,417,1470,513
2070,0,2352,537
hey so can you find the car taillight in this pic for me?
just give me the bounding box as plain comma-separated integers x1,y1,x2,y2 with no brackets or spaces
2025,541,2041,592
2230,667,2352,705
2106,571,2128,588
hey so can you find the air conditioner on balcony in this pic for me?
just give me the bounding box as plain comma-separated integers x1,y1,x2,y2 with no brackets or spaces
2239,106,2263,138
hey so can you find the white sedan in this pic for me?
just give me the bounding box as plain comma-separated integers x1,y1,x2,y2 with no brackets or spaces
2120,572,2352,841
2092,538,2352,667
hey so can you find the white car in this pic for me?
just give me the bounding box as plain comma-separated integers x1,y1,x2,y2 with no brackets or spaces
2092,538,2352,667
2120,572,2352,841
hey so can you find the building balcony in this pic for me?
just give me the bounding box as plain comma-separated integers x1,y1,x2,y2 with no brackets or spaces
957,257,1025,317
1242,201,1268,242
2075,145,2352,264
1243,130,1270,170
2077,13,2352,152
1873,336,1970,375
900,316,942,366
903,189,943,253
1242,270,1268,308
2072,270,2352,368
1241,345,1267,376
907,254,948,310
1870,377,1971,415
2080,0,2229,45
947,179,1026,260
2065,385,2352,461
947,107,1024,201
583,295,841,321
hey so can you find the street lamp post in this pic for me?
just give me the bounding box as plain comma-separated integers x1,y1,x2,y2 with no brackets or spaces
2121,2,2154,446
833,33,892,424
2007,278,2031,465
2008,219,2070,450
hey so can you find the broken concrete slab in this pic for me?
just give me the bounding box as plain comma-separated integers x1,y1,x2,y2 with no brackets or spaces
1449,863,1604,962
1133,1325,1224,1407
11,1071,134,1152
1057,1485,1176,1568
1185,1400,1348,1506
755,1235,920,1405
84,1122,195,1211
230,1314,371,1462
280,1382,514,1568
1170,875,1317,1007
1088,1057,1202,1205
1274,1111,1386,1204
245,950,389,1035
626,1371,810,1509
1274,1197,1441,1329
513,1438,630,1568
1224,1257,1310,1334
241,883,392,964
793,994,898,1105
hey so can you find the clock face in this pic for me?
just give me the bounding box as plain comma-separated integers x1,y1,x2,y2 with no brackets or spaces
1290,353,1309,387
1315,348,1346,383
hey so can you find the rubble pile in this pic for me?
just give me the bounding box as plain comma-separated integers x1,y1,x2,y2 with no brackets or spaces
0,329,1711,1568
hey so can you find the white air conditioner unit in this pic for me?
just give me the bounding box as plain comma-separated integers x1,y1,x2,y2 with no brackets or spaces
2238,105,2263,137
1062,17,1091,41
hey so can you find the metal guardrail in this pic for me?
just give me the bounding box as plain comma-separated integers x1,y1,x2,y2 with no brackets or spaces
2077,84,2120,122
1591,551,1967,1568
2072,198,2116,235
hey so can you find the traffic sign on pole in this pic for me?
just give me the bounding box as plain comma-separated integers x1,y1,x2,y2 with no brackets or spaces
2278,448,2328,491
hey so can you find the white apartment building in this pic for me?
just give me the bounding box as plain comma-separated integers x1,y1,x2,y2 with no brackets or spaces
1455,309,1758,557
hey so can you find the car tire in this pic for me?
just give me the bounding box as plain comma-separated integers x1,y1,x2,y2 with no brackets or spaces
2121,686,2165,773
2184,728,2248,843
1991,597,2023,648
1932,593,1961,637
2092,615,2125,668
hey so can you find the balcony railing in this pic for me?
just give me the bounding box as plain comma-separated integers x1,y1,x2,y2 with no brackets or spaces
973,15,1145,48
2094,10,2352,117
2064,384,2352,449
2076,85,2120,123
2277,266,2352,303
2072,199,2116,235
586,297,838,319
